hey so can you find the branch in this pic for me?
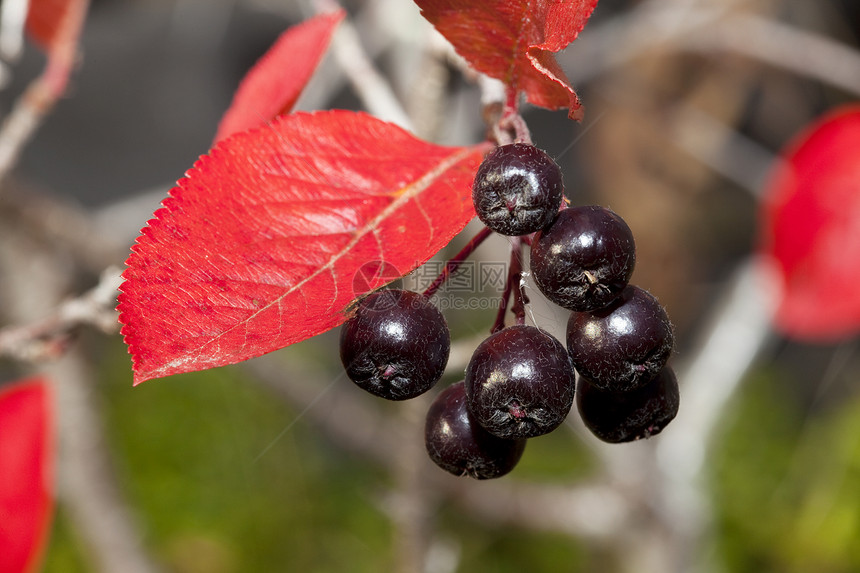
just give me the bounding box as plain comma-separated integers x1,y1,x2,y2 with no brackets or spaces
0,0,90,185
0,0,29,61
310,0,414,130
48,350,164,573
570,2,860,98
683,12,860,98
0,266,122,362
0,185,127,270
654,258,776,569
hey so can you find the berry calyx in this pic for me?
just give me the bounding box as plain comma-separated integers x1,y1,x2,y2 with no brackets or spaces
465,324,576,439
530,205,636,312
340,289,449,400
566,285,674,392
425,381,526,479
471,143,564,236
576,366,680,443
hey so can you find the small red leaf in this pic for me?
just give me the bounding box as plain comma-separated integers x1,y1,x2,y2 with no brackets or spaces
214,10,344,143
25,0,89,99
119,110,487,384
414,0,598,119
0,378,54,573
25,0,87,54
759,104,860,340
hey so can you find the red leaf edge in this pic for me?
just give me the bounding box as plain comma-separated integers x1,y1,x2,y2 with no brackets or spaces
0,377,54,573
759,103,860,340
525,49,584,120
213,9,345,143
414,0,597,118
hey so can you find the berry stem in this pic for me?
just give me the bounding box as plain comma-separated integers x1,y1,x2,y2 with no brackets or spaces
423,226,494,299
494,113,532,147
510,240,528,326
491,87,531,146
504,85,519,116
490,237,527,333
490,265,514,334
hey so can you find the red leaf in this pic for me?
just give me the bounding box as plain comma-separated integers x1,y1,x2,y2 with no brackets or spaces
25,0,86,54
25,0,88,99
759,104,860,340
214,10,344,143
414,0,598,119
0,378,54,573
119,110,487,384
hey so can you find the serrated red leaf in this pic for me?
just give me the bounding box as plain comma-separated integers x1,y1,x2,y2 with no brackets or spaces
759,104,860,341
0,378,54,573
414,0,598,119
214,10,344,143
119,110,487,384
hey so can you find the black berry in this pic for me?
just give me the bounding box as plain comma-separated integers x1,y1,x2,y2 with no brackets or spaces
340,289,449,400
576,366,680,443
530,205,635,312
465,325,575,439
566,285,673,392
471,143,564,236
425,381,526,479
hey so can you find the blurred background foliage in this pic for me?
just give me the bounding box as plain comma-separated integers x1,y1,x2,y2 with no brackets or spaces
2,0,860,572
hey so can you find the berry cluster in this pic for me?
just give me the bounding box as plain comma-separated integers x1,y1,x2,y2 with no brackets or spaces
339,142,679,480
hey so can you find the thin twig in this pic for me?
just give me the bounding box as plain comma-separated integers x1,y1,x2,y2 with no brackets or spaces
0,184,127,270
570,2,860,98
311,0,414,130
489,238,525,333
0,0,90,186
423,226,494,299
489,256,515,334
49,351,164,573
509,238,526,326
683,12,860,98
0,267,122,362
654,258,776,571
387,396,435,573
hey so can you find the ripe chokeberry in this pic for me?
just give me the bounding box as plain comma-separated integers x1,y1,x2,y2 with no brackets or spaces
340,289,449,400
471,143,564,236
530,205,635,312
576,366,680,443
425,380,526,479
566,285,673,392
465,325,576,439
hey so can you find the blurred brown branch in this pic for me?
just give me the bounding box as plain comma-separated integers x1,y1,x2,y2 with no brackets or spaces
0,266,122,361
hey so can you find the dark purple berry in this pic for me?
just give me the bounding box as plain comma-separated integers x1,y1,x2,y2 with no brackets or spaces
530,205,636,312
566,285,673,392
425,381,526,479
340,290,449,400
576,367,680,443
472,143,564,236
465,325,575,439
